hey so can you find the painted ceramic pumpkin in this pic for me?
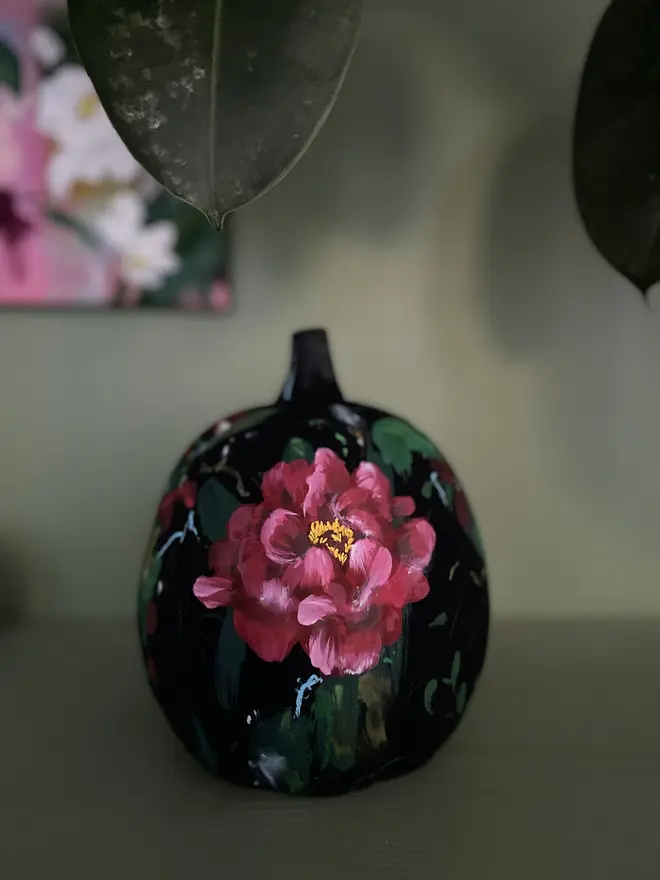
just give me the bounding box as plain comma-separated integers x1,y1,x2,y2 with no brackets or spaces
138,329,489,795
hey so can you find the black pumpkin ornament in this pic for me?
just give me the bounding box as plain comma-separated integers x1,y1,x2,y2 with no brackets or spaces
138,329,489,795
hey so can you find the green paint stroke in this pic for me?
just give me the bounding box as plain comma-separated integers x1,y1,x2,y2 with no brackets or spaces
372,417,440,477
283,437,315,463
0,39,20,93
424,679,438,714
214,610,246,710
311,688,335,771
429,612,448,628
197,479,241,542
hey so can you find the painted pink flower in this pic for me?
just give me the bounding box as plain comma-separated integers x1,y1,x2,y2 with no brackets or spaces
193,449,436,675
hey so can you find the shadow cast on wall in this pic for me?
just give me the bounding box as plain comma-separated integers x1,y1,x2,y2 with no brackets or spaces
242,6,427,285
479,95,660,539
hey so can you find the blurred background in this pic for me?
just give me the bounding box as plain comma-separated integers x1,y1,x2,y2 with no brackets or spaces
1,0,660,621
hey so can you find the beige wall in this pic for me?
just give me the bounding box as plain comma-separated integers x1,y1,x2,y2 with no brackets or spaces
1,0,659,620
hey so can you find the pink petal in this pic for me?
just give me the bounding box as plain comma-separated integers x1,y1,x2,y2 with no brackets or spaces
209,539,236,575
261,509,306,565
193,575,234,609
354,462,392,519
260,579,298,613
233,604,301,663
344,508,384,541
396,519,436,569
262,461,311,512
297,594,337,626
381,605,403,645
227,504,260,540
282,547,335,589
348,539,392,589
375,565,430,608
303,448,351,517
237,548,270,600
305,620,383,676
392,496,415,517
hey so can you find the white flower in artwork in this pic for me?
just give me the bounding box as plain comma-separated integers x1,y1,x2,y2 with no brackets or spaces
36,64,141,199
91,191,181,290
30,26,66,69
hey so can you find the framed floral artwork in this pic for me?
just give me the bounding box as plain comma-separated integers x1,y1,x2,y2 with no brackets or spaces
0,0,232,311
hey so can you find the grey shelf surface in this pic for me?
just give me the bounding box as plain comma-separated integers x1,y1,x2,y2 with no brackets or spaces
1,620,660,878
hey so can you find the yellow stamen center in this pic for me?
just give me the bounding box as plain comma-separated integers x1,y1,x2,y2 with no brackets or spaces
75,92,101,121
308,519,354,566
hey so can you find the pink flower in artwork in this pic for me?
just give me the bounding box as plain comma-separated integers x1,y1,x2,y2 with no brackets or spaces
193,449,436,675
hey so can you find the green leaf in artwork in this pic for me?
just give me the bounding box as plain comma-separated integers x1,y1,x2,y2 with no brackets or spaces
456,682,467,715
421,480,432,499
214,610,246,710
283,437,315,463
424,679,438,714
372,418,440,477
197,479,240,542
429,612,448,628
0,39,20,93
450,651,461,687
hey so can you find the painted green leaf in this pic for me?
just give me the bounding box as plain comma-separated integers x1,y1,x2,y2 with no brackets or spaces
252,710,313,793
429,612,448,628
330,680,360,771
380,606,409,692
421,480,432,499
67,0,365,225
311,689,335,771
372,418,440,477
450,651,461,687
424,679,438,715
456,681,467,716
214,610,246,710
283,437,315,463
197,479,240,541
0,39,20,93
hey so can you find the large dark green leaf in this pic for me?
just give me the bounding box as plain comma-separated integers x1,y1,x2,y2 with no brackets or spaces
67,0,364,226
573,0,660,294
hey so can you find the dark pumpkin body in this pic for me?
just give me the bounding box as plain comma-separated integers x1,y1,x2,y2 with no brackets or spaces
138,331,489,795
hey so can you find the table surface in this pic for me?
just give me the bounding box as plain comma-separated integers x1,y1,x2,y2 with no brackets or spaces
1,620,659,878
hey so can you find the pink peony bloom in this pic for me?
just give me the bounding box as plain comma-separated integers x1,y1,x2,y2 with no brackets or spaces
193,449,436,675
